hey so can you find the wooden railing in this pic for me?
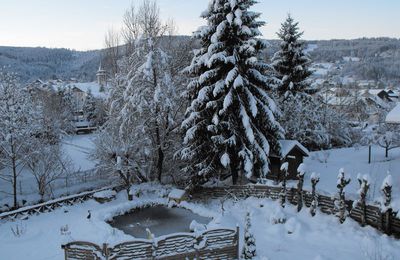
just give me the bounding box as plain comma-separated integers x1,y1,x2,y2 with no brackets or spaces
61,227,239,260
192,185,400,237
0,186,119,221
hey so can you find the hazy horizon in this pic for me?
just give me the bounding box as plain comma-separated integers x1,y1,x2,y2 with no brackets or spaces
1,0,399,51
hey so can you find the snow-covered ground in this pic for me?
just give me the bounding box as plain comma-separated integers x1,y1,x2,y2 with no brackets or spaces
0,134,108,209
303,145,400,211
0,183,399,260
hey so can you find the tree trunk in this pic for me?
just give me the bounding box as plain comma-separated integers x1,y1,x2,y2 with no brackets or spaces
385,147,388,158
368,145,371,164
230,153,239,185
12,154,18,209
157,147,164,183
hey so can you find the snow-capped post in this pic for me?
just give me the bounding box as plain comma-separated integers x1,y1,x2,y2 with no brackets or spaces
280,162,289,208
242,212,256,259
310,172,320,217
356,174,370,226
380,175,393,234
296,163,306,212
336,168,351,223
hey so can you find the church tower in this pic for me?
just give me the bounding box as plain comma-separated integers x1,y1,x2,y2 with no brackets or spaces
96,62,107,91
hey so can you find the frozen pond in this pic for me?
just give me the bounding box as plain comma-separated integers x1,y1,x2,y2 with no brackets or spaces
109,206,212,238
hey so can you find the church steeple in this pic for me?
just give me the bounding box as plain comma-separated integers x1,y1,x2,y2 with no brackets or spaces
96,62,107,89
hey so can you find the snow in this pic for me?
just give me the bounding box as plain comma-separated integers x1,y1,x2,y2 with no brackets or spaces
2,184,400,260
93,190,116,199
385,103,400,124
303,145,400,211
168,189,186,200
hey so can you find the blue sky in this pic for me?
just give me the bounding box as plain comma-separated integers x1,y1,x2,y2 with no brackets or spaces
0,0,399,50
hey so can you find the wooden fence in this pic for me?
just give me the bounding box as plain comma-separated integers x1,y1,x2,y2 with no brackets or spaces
191,185,400,237
0,186,119,221
61,227,239,260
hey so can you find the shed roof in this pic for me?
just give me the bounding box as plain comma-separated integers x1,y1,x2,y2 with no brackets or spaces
279,140,310,157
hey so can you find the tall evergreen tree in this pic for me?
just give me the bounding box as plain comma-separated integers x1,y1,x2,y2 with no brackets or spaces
181,0,283,187
272,15,330,149
272,14,313,99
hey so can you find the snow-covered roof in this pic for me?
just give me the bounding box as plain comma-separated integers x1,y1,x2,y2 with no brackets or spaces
279,140,309,157
54,82,108,99
386,103,400,124
68,82,107,99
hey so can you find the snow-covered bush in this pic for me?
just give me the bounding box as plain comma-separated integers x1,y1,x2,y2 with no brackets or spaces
310,172,320,217
242,212,256,259
336,168,351,223
189,220,206,233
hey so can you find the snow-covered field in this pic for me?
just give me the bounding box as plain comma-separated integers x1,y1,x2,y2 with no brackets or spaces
303,145,400,211
0,134,109,209
1,183,399,260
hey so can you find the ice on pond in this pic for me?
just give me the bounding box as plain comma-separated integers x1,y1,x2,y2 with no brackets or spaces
109,206,212,238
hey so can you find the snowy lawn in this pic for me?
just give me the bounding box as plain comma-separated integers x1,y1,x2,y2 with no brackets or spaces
303,145,400,211
1,183,399,260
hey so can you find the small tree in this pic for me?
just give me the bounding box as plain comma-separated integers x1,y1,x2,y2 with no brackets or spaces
336,168,351,223
280,162,289,208
242,212,256,259
310,172,320,217
296,163,306,212
0,70,42,209
356,173,370,226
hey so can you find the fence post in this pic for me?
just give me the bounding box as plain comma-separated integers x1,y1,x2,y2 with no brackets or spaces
296,164,306,212
310,173,320,217
236,225,240,259
381,175,393,235
280,163,289,208
102,243,108,260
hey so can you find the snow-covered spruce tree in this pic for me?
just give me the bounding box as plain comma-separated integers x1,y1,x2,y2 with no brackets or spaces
336,168,351,223
181,0,283,187
272,15,329,149
272,14,313,99
0,70,42,209
82,90,97,125
242,212,256,259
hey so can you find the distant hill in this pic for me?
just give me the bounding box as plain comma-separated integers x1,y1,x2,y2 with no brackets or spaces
0,46,101,83
1,37,399,84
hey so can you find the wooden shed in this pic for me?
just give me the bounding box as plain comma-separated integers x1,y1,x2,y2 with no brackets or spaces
268,140,310,180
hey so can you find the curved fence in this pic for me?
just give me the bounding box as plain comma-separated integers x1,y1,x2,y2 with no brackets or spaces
61,227,239,260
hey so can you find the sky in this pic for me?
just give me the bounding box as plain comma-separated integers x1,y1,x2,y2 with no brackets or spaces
0,0,399,51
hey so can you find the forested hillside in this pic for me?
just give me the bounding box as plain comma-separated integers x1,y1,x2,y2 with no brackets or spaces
0,46,101,82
